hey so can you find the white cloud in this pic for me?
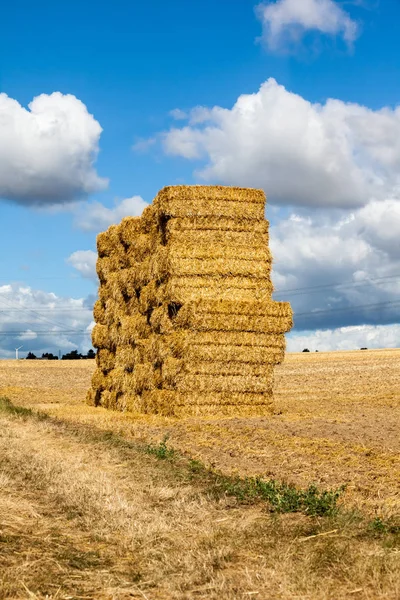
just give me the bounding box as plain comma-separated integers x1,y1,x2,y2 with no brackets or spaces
163,78,400,209
74,195,148,231
18,329,38,341
132,137,157,153
67,250,98,281
0,92,107,205
0,284,94,358
287,324,400,352
169,108,188,120
256,0,358,52
270,199,400,332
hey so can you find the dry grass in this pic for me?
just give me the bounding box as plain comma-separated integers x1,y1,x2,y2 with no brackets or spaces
0,350,399,599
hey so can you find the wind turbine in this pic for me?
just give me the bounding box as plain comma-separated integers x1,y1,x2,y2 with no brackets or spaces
15,346,23,360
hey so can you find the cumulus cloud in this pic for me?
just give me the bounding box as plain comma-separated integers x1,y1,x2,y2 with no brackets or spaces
163,79,400,209
67,250,98,281
169,108,189,120
74,195,148,231
270,199,400,332
0,92,107,205
0,284,94,358
132,137,157,153
256,0,358,52
286,324,400,352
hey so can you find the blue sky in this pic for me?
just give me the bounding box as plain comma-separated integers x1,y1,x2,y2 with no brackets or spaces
1,0,400,357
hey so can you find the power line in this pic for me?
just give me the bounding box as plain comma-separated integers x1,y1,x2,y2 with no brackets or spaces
274,273,400,297
295,300,400,318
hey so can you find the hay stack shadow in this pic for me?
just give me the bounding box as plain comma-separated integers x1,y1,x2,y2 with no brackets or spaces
87,186,293,417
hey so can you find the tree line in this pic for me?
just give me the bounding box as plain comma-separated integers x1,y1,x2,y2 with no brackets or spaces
26,349,96,360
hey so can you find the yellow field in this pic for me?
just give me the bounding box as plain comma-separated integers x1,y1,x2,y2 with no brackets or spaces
0,349,399,599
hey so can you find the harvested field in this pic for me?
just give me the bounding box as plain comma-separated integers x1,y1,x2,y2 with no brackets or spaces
0,349,399,599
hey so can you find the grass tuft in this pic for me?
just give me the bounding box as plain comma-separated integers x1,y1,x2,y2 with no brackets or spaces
0,396,48,421
144,435,175,460
187,459,344,516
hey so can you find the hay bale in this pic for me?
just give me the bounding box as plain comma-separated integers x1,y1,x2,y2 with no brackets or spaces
118,315,151,345
92,324,111,350
96,224,123,258
119,216,142,246
157,185,266,205
165,372,274,394
88,185,293,417
115,345,136,371
96,348,116,372
142,390,273,417
158,276,274,303
93,300,106,325
165,216,269,235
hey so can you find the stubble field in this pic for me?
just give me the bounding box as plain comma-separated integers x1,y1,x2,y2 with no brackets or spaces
0,349,399,599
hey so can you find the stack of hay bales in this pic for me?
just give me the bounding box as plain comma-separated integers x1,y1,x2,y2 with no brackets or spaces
87,185,293,416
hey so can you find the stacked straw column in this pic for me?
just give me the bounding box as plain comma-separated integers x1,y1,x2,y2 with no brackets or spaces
87,185,293,416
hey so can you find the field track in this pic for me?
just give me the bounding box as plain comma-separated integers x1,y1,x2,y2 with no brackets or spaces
0,349,399,599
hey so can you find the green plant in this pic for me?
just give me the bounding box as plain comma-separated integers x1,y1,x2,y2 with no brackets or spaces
144,435,175,460
0,396,48,420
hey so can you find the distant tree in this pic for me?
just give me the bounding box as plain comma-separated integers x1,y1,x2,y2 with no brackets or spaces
360,347,368,351
41,352,58,360
87,349,96,359
26,352,37,360
62,349,82,360
302,348,310,353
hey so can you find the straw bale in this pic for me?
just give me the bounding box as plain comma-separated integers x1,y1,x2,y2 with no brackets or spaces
96,224,122,258
182,299,292,317
141,390,273,417
118,315,151,345
119,216,142,246
162,357,275,378
92,324,111,350
115,345,136,371
99,390,120,410
123,363,159,394
165,216,269,235
157,185,266,205
166,373,273,393
107,366,126,394
98,278,125,306
161,356,185,387
186,344,285,364
102,298,120,327
159,331,286,358
122,393,143,413
175,312,292,334
117,268,138,299
163,229,269,249
126,296,140,316
140,203,158,234
96,257,112,282
93,300,106,325
126,234,153,264
91,367,109,391
167,243,272,262
86,387,100,406
149,306,173,335
139,281,159,314
153,255,271,279
159,277,274,303
158,197,264,220
96,348,116,372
